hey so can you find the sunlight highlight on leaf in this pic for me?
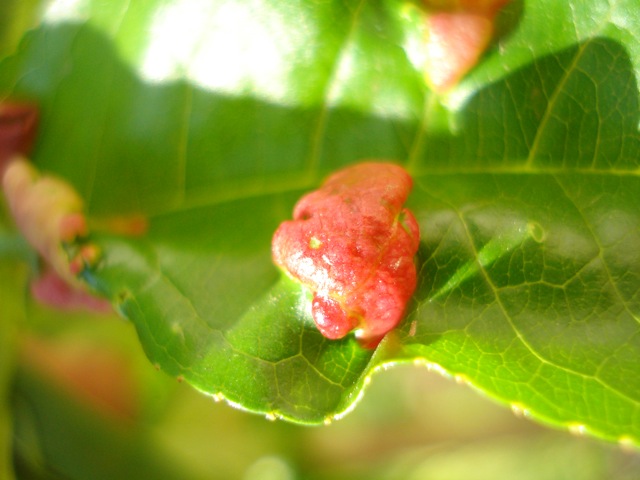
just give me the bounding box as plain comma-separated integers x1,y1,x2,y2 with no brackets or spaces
140,0,316,105
43,0,91,23
429,221,529,302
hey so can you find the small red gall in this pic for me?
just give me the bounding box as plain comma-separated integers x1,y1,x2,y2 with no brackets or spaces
420,0,511,92
30,268,112,314
0,102,39,174
2,158,89,286
0,102,144,314
272,162,420,348
2,159,147,313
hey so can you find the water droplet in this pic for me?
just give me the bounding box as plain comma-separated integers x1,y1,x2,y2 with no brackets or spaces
265,412,277,421
527,220,546,243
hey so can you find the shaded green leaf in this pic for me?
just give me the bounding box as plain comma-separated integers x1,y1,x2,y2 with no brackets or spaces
0,261,26,480
12,365,199,480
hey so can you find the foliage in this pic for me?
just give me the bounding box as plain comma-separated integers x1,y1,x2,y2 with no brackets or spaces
0,0,639,458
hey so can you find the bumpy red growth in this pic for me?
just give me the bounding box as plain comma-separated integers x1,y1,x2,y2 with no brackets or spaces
272,162,420,348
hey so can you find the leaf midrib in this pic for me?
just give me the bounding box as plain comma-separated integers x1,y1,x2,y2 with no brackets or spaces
140,166,640,220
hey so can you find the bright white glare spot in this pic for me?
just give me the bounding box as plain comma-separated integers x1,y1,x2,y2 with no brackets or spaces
510,403,530,419
141,0,217,82
43,0,90,23
425,362,451,378
224,397,246,412
328,44,417,119
210,392,225,402
403,32,426,70
293,255,332,290
141,0,314,104
398,3,426,70
243,456,295,480
569,423,587,436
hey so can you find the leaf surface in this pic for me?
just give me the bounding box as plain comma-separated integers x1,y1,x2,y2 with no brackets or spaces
0,261,24,480
0,0,638,442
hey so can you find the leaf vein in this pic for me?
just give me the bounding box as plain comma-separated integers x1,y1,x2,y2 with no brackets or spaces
456,205,640,410
525,39,592,169
307,0,367,175
553,174,640,327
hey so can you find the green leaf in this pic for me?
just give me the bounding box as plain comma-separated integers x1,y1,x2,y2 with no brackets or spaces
0,262,25,480
0,204,30,480
12,365,199,480
396,173,640,441
0,0,40,58
0,0,638,445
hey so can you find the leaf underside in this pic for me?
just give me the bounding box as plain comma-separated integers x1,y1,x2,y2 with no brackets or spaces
0,0,638,444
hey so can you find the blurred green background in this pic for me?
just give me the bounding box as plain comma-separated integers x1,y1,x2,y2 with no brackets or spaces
7,297,640,480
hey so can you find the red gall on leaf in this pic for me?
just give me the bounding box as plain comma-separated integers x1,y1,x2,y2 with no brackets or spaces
0,102,38,174
2,158,90,286
0,159,143,315
272,162,420,348
1,158,114,313
0,102,146,314
31,267,112,314
0,101,109,313
420,0,511,92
